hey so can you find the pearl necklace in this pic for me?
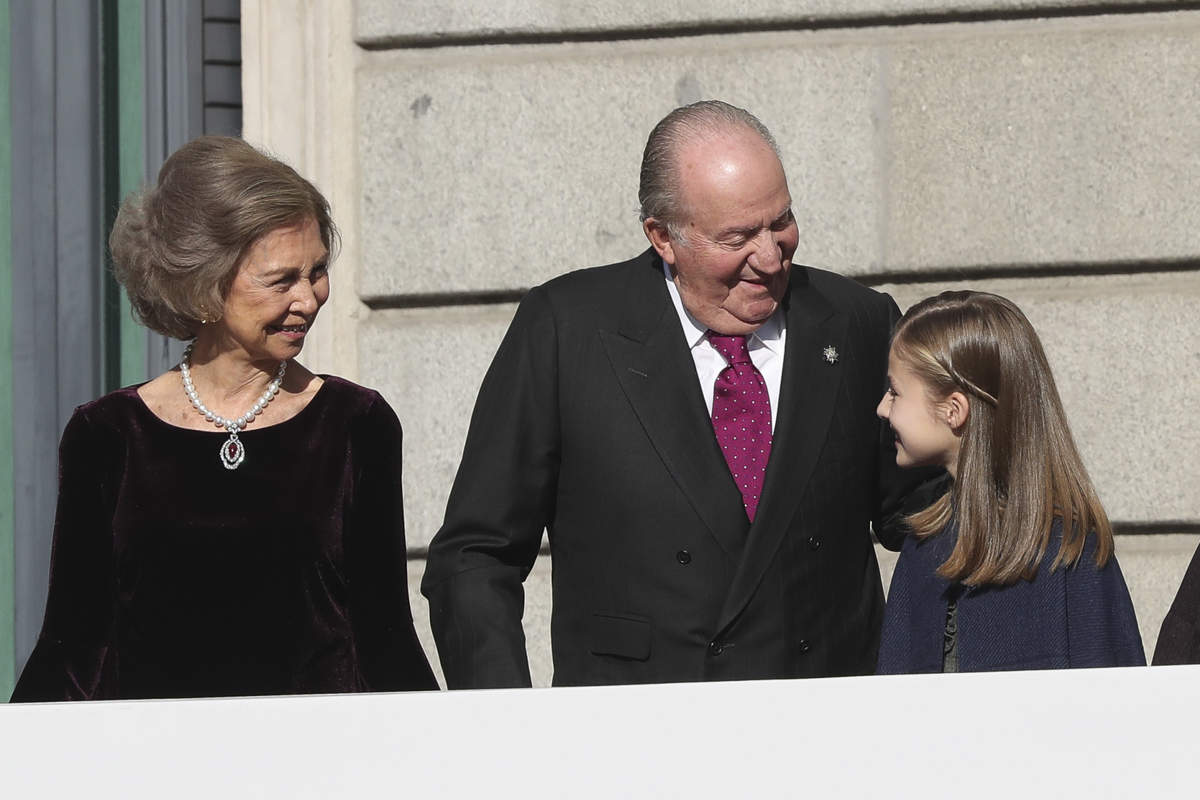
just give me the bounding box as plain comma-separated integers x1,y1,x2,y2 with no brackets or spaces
179,343,286,470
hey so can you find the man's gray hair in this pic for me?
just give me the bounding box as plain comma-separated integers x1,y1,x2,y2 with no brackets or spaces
638,100,781,242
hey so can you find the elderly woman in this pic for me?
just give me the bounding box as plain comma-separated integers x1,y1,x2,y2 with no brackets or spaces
11,137,438,700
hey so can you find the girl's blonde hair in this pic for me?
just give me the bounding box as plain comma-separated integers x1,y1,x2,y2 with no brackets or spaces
893,290,1111,586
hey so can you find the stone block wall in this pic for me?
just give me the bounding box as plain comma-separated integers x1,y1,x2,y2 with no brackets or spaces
245,2,1200,687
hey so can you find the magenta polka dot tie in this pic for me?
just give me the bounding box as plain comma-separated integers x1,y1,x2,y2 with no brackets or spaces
708,333,773,522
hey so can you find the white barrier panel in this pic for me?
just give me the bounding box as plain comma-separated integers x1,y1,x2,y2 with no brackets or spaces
2,666,1197,798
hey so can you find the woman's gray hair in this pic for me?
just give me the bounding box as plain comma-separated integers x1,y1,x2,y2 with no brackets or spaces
638,100,780,241
109,135,339,340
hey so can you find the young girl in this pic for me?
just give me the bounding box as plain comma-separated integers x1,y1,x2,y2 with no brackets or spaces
875,290,1145,673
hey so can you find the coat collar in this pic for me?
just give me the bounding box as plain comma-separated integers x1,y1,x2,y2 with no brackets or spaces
717,270,849,632
598,249,849,581
599,250,749,558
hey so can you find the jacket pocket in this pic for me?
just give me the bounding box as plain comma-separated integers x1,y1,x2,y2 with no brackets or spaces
589,613,652,661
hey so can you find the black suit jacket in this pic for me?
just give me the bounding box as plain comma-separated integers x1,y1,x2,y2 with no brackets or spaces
422,249,923,688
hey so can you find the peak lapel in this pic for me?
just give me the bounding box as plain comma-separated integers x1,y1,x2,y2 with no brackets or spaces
598,253,749,558
717,269,849,632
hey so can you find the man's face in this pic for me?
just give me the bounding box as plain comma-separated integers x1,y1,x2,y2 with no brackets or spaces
645,129,799,336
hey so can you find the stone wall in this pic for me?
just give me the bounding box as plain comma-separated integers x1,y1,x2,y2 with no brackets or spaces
244,1,1200,687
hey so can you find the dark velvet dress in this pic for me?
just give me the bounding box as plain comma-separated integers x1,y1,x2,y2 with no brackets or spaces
877,517,1146,673
11,376,438,701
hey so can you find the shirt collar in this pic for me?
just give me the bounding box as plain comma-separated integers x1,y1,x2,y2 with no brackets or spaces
661,258,786,353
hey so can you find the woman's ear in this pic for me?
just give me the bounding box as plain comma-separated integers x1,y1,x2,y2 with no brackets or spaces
944,391,970,432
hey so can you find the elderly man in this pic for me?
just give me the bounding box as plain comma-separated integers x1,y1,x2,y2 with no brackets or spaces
422,100,922,688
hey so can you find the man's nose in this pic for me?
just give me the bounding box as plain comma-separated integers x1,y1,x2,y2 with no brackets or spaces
748,230,784,273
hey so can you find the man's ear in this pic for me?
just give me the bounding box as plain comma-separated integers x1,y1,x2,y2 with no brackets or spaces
643,218,676,267
944,391,970,432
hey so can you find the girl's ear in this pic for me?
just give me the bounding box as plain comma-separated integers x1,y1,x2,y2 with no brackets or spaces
944,391,970,432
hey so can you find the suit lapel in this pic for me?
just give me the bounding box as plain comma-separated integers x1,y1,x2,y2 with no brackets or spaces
598,252,749,558
717,268,849,632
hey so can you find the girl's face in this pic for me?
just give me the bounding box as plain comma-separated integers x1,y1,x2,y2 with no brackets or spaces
877,350,962,476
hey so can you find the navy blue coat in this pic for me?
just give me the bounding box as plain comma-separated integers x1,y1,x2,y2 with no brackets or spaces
877,518,1146,673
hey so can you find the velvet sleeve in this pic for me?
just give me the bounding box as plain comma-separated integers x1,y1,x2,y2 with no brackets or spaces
345,395,438,691
10,409,118,702
421,285,559,689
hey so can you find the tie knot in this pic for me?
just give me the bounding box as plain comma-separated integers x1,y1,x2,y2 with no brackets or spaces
708,333,752,366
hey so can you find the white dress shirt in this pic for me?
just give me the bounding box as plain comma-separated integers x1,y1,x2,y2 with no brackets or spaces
662,262,786,429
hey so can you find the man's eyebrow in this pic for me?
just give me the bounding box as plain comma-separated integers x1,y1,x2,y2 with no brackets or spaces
716,206,794,239
716,224,759,238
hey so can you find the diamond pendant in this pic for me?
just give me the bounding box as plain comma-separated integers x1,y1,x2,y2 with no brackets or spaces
220,431,245,470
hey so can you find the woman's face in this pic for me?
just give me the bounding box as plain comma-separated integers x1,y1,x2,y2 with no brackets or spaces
206,216,329,364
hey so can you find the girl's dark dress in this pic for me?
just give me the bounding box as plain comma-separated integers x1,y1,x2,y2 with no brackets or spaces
11,377,438,700
878,517,1146,673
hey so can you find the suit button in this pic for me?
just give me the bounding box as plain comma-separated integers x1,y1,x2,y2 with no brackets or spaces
708,641,725,657
676,550,692,565
807,536,821,551
798,639,811,654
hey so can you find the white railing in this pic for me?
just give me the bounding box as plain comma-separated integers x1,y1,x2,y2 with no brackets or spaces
3,665,1197,798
